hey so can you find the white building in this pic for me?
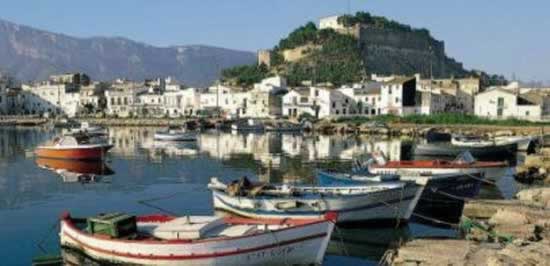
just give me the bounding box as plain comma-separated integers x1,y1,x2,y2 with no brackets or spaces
105,87,146,118
319,15,346,31
379,77,417,115
475,88,550,121
21,82,81,117
199,85,250,118
162,88,201,117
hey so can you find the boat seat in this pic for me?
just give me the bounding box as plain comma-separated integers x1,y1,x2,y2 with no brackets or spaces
218,225,257,237
152,216,225,240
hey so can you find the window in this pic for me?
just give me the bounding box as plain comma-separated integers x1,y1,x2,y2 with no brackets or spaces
395,97,400,103
389,87,392,94
315,90,319,96
343,109,347,115
526,111,530,116
332,102,336,108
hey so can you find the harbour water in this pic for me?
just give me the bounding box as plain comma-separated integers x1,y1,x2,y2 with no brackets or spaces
0,127,519,265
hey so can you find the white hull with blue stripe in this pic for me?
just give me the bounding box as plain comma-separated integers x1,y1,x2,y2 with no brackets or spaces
208,178,424,224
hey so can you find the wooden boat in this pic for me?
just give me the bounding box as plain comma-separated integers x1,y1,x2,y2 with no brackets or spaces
60,211,336,265
154,127,196,141
208,177,424,224
368,152,509,179
231,119,265,132
317,170,485,203
493,135,534,151
413,142,516,159
36,158,114,175
35,135,113,160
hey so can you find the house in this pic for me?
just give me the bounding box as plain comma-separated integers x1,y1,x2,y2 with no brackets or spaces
379,77,417,115
162,88,201,118
247,76,288,118
20,76,83,117
199,85,250,118
475,88,550,121
282,87,353,119
104,81,147,118
338,82,383,116
418,77,480,114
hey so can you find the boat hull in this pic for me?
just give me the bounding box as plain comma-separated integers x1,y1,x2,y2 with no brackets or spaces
154,133,196,142
35,145,113,160
317,171,483,204
211,184,424,224
36,158,114,175
413,143,516,159
370,166,509,179
60,217,333,266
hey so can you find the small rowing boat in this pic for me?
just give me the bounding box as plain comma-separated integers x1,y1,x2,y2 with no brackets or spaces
60,211,336,265
35,135,113,161
208,177,424,225
231,119,265,132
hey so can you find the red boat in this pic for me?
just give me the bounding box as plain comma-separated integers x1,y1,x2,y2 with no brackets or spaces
36,157,114,175
35,135,113,161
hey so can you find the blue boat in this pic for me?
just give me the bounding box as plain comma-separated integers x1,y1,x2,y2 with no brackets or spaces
316,170,485,204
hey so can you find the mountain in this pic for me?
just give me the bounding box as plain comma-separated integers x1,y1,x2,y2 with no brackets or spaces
0,19,256,87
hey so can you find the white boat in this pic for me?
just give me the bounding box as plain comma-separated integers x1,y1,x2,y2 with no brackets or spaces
450,135,495,147
494,135,534,151
60,212,335,265
208,177,424,224
67,122,107,136
231,119,265,132
154,128,196,141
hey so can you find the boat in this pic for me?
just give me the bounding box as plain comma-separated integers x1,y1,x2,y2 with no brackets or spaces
368,152,509,179
67,122,107,137
317,166,486,207
231,119,265,132
208,177,424,224
450,135,495,147
36,158,114,175
35,135,113,160
154,127,196,141
60,211,336,265
265,121,303,132
413,142,516,159
494,135,535,151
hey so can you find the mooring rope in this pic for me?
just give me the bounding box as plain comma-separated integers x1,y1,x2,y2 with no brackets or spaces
36,220,60,254
137,192,184,216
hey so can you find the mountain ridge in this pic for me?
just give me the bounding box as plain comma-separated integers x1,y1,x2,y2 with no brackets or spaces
0,18,256,86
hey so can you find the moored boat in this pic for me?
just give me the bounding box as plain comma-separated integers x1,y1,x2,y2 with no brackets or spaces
60,211,336,265
35,135,113,160
413,142,516,159
154,127,196,141
494,135,535,151
208,177,424,225
36,157,114,175
231,119,265,132
67,122,107,137
265,121,303,132
316,171,485,201
368,152,509,179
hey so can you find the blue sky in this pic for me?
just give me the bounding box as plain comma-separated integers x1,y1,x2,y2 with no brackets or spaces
1,0,548,82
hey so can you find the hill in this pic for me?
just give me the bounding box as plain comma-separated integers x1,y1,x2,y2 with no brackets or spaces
223,12,487,87
0,19,256,86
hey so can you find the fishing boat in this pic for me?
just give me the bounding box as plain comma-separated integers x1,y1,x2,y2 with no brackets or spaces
494,135,534,151
60,211,336,265
154,127,196,141
413,141,516,159
208,177,424,224
67,122,107,137
368,152,509,179
265,121,303,132
317,170,485,200
35,135,113,160
36,158,114,175
231,119,265,132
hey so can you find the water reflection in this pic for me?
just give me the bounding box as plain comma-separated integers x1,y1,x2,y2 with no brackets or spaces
0,126,521,266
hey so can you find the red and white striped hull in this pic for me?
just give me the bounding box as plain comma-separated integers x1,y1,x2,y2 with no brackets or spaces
60,215,334,265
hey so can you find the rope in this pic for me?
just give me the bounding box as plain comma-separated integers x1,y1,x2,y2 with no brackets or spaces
137,192,184,216
462,171,497,186
36,220,59,254
332,224,349,257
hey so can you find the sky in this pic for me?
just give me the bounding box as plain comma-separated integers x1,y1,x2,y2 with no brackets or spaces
0,0,549,82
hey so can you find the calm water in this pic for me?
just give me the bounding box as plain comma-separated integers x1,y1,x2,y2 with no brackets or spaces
0,127,519,265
